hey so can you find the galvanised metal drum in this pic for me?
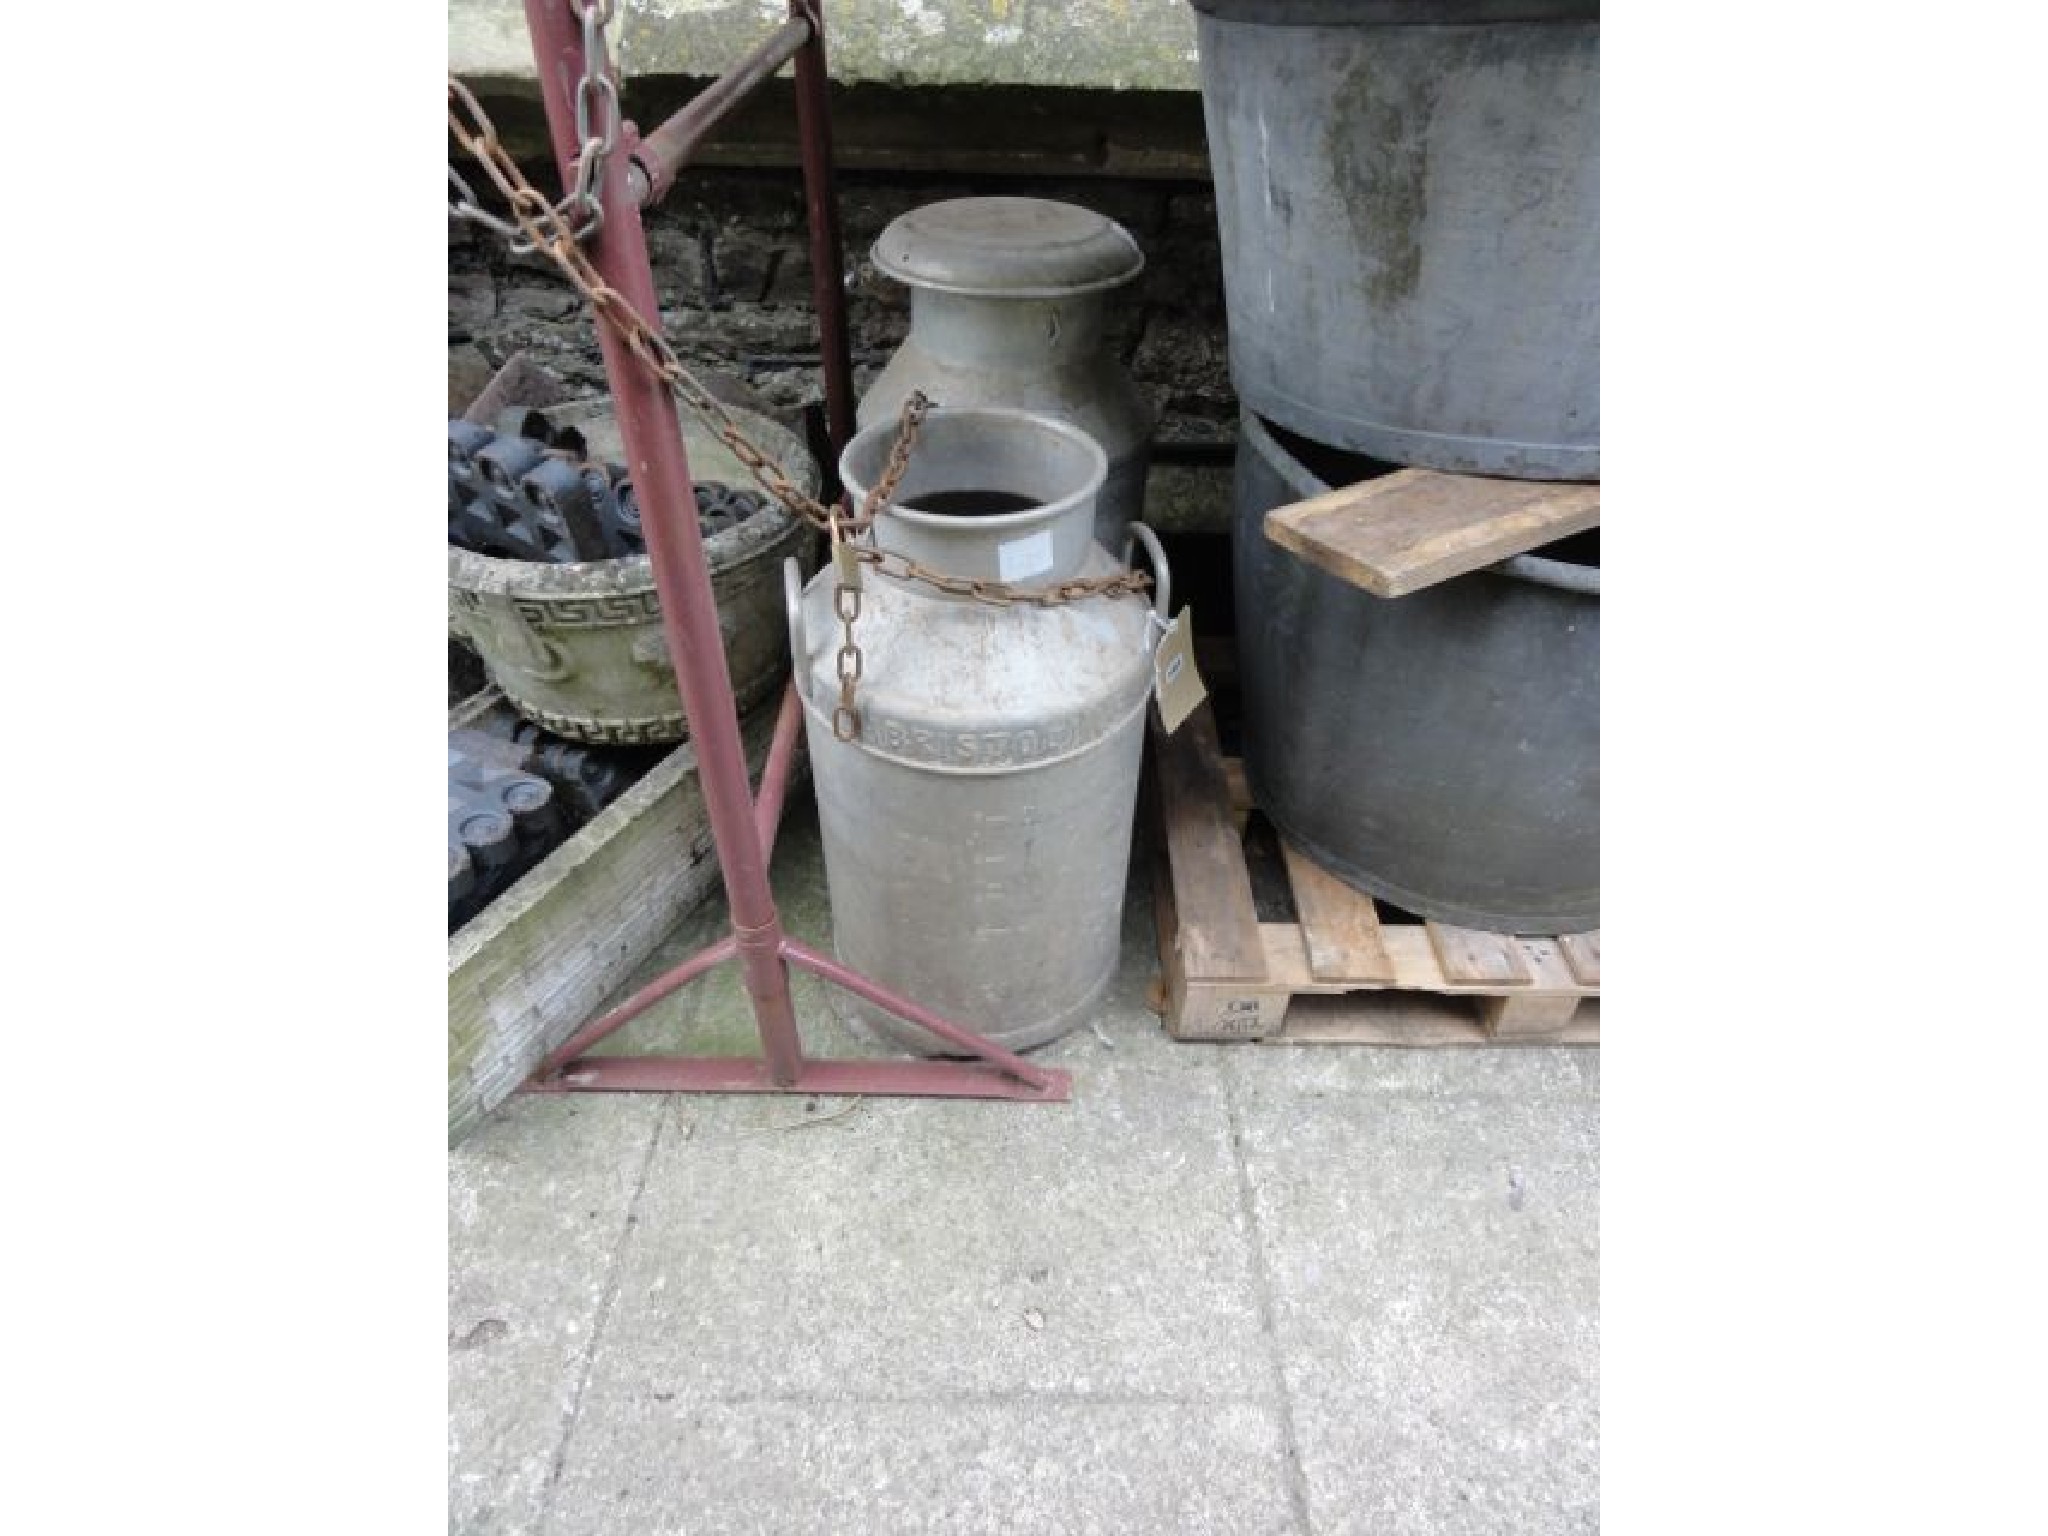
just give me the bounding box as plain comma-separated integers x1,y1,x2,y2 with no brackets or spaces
788,408,1170,1053
1234,411,1598,932
859,197,1155,551
1191,1,1599,479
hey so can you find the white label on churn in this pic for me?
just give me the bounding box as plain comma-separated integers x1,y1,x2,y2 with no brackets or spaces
997,529,1056,582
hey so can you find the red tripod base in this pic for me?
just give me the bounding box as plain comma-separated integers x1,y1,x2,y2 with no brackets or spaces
529,1056,1069,1101
512,1,1068,1110
516,684,1073,1106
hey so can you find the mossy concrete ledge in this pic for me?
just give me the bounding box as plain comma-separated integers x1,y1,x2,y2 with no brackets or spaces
449,0,1201,93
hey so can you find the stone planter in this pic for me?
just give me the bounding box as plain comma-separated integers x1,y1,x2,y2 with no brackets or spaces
448,400,818,744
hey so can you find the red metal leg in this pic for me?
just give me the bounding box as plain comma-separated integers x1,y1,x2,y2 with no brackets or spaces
781,939,1064,1093
535,934,737,1078
528,1056,1068,1101
754,678,804,861
628,16,814,206
790,0,858,462
528,0,808,1087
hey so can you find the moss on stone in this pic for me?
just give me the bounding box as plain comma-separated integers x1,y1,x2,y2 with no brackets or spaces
450,0,1201,92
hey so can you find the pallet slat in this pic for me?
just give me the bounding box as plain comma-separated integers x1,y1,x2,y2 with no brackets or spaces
1559,931,1601,987
1154,709,1265,982
1426,922,1533,987
1285,996,1601,1048
1281,840,1396,984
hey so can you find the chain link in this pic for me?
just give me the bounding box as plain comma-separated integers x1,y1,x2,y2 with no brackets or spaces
832,581,864,741
448,165,527,245
447,67,1153,683
567,0,621,239
855,391,928,530
824,392,931,738
446,4,617,251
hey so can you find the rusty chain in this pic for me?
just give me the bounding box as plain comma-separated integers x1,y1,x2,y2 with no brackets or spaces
856,391,929,528
449,4,616,253
446,75,1151,611
831,579,865,741
566,0,621,242
450,46,1153,744
826,391,925,740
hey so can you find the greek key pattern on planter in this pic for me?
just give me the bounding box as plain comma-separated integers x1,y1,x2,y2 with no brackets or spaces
513,590,664,629
514,701,687,746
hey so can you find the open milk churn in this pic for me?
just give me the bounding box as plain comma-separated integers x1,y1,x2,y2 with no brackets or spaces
859,197,1154,552
785,408,1171,1053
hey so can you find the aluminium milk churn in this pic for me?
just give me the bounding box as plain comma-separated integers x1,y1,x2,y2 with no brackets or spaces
860,196,1155,552
785,408,1172,1054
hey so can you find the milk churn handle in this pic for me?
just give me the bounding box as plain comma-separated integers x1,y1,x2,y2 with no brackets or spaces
1122,523,1172,627
783,557,808,698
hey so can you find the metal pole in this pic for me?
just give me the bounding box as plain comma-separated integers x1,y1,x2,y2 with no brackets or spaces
754,680,804,862
782,939,1062,1092
629,16,815,206
789,0,857,463
535,935,738,1078
523,0,806,1087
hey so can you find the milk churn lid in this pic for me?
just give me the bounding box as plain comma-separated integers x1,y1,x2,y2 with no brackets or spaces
872,197,1145,299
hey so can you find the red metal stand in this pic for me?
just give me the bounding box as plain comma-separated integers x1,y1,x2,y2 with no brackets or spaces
514,0,1068,1103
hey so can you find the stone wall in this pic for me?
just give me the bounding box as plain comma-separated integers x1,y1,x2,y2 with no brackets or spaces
450,162,1239,531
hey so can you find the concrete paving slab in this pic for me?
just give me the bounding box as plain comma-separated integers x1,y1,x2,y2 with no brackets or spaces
1231,1036,1599,1106
573,1061,1263,1404
449,1095,668,1536
1227,1062,1599,1534
449,792,1601,1534
541,1397,1295,1536
1287,1386,1598,1536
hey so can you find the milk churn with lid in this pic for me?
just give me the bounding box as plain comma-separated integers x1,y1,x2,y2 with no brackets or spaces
785,407,1171,1054
859,196,1155,552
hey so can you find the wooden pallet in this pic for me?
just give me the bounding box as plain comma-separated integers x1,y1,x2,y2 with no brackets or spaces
1149,702,1598,1047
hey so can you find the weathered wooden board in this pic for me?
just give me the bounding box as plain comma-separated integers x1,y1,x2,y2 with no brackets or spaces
1559,931,1602,987
1264,468,1598,597
448,694,782,1146
1281,995,1599,1047
1153,705,1265,983
1151,860,1293,1041
1281,839,1396,985
1427,922,1534,987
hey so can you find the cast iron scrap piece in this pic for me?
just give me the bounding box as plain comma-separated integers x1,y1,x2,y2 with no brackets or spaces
448,417,768,565
447,720,667,931
449,734,563,932
460,714,665,824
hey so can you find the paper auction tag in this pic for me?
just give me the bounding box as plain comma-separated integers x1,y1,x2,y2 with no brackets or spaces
1151,606,1207,735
